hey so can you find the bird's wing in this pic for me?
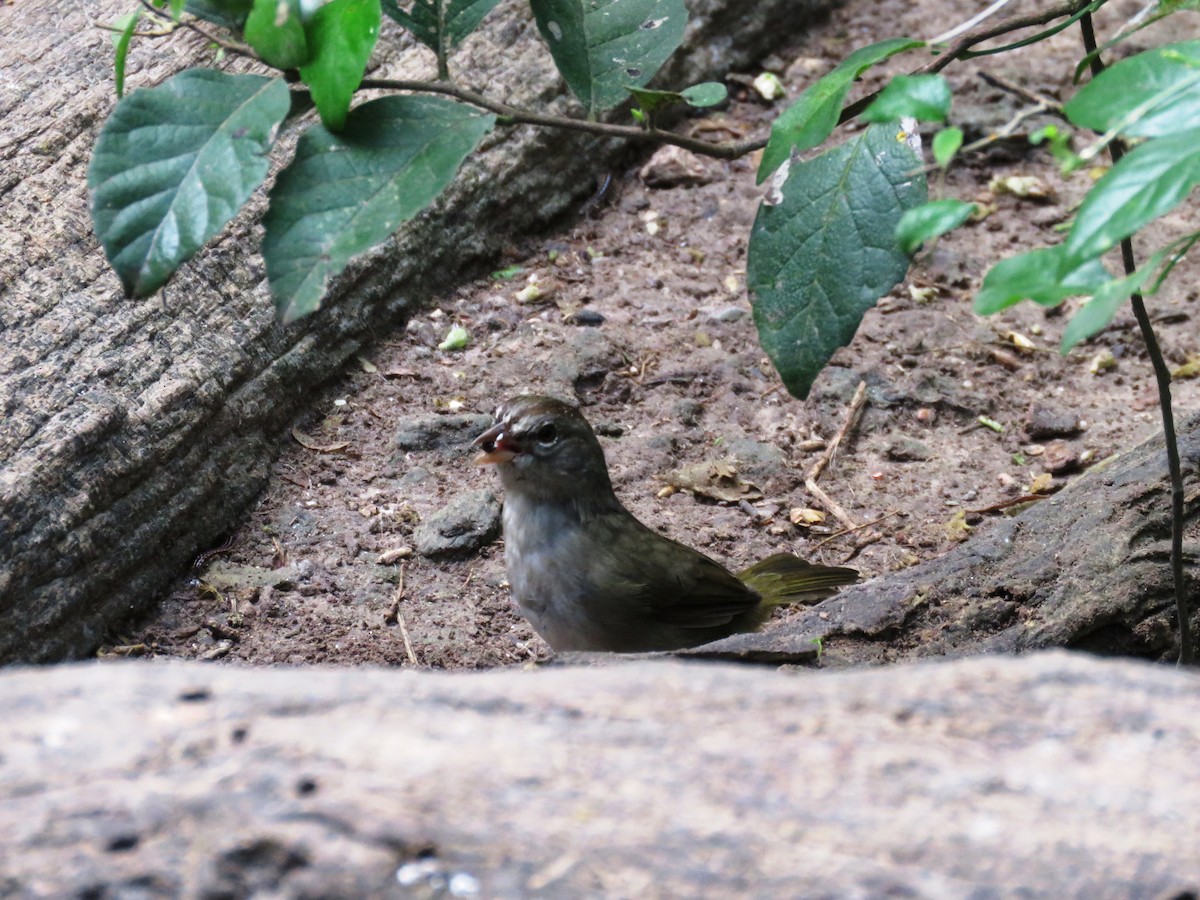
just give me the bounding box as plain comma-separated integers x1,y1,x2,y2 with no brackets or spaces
587,513,763,629
737,552,860,606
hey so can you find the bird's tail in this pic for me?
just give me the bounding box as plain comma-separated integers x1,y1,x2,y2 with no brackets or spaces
737,553,859,607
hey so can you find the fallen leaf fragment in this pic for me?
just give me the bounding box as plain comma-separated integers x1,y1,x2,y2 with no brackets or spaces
438,324,470,351
944,510,971,542
379,546,413,565
292,427,349,453
665,458,763,503
1171,354,1200,379
753,72,785,101
1089,350,1116,374
790,507,826,526
1028,472,1054,494
639,145,714,187
988,174,1054,199
1004,330,1037,353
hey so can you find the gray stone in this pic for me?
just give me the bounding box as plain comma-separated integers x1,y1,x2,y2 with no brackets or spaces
1,653,1198,897
1027,404,1084,439
1043,438,1081,474
722,437,787,480
414,490,501,557
673,399,704,427
707,304,748,323
885,434,936,462
394,414,493,452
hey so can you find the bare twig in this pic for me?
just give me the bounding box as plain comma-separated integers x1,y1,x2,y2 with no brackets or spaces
137,0,256,57
977,70,1066,116
840,0,1103,124
1078,12,1192,666
930,0,1019,45
359,78,766,160
804,381,867,531
967,494,1050,515
812,508,902,551
131,0,1101,172
386,563,419,666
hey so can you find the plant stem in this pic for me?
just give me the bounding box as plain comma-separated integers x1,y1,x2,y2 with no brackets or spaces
359,78,767,159
1079,12,1192,666
436,0,450,81
840,0,1106,123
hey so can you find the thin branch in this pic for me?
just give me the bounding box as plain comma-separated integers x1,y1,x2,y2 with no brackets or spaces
804,380,867,531
359,78,766,159
840,0,1105,124
929,0,1019,46
976,70,1066,116
1079,12,1192,666
363,1,1098,164
138,0,257,57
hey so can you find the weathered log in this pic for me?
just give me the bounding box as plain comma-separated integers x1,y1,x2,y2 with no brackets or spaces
695,410,1200,665
1,653,1197,897
0,0,837,664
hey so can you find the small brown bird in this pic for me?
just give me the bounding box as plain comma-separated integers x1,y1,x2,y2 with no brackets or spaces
474,395,859,652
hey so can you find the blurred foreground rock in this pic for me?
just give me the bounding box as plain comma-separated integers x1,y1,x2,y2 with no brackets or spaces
2,652,1198,897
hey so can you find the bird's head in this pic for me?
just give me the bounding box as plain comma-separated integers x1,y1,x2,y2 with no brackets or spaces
474,395,614,502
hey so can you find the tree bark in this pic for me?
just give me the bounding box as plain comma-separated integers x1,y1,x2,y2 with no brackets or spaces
695,410,1200,665
0,0,837,664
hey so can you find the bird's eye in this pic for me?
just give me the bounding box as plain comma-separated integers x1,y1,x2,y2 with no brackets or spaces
535,423,558,446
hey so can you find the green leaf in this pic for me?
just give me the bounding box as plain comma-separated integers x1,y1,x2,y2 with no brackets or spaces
1061,127,1200,270
244,0,310,69
1061,265,1159,353
264,95,495,322
299,0,381,132
381,0,503,53
529,0,688,119
895,199,976,254
862,74,950,124
680,82,727,108
973,246,1109,315
1029,124,1079,168
112,11,140,99
932,126,963,167
757,37,923,184
629,82,726,115
88,70,290,298
627,86,683,114
1065,42,1200,138
438,323,470,350
747,126,927,399
184,0,253,29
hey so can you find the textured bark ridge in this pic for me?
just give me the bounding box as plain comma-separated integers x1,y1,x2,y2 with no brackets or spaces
2,653,1198,897
0,0,835,664
695,410,1200,665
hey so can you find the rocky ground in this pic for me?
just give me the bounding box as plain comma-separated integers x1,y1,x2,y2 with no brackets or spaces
113,0,1200,669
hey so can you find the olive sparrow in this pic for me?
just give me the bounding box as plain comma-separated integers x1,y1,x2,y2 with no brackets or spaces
474,395,859,652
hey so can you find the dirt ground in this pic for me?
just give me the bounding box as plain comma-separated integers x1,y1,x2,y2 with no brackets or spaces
112,0,1200,668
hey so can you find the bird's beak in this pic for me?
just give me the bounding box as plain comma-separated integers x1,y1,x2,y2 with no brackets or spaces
473,422,519,465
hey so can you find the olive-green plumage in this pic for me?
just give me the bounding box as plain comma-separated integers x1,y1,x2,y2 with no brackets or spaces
475,395,859,652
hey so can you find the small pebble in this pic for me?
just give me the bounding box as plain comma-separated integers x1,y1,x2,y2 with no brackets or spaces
885,435,936,462
708,304,748,323
413,490,501,557
566,309,605,327
1042,439,1080,474
1026,405,1083,440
